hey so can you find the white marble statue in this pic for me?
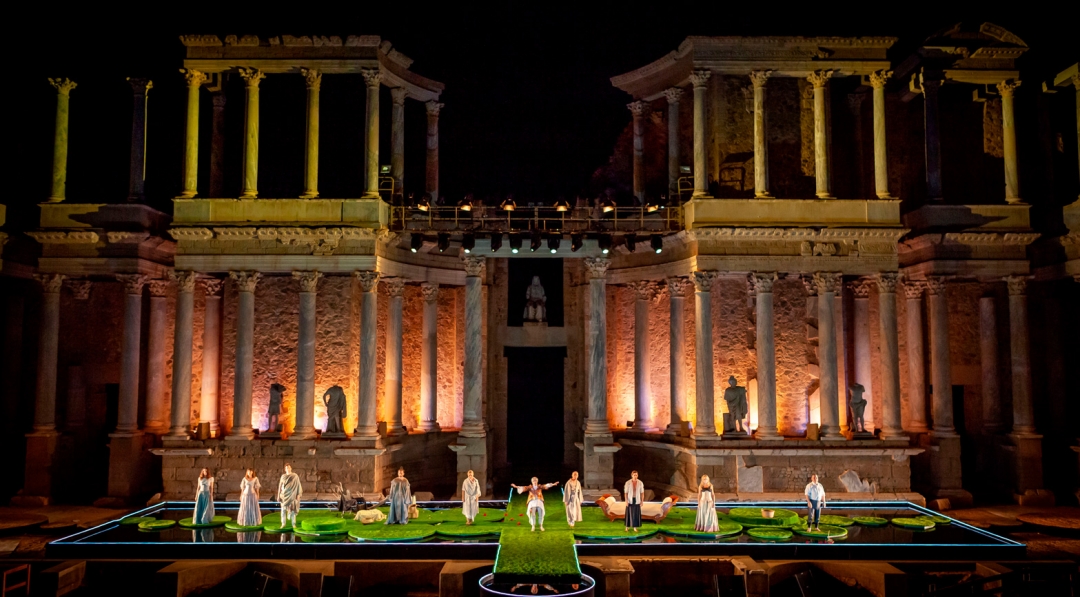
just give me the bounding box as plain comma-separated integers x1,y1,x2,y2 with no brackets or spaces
524,276,547,322
237,469,262,527
563,471,583,528
277,463,303,528
462,469,481,525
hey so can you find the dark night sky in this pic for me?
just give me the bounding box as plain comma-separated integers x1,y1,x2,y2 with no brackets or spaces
11,4,1073,224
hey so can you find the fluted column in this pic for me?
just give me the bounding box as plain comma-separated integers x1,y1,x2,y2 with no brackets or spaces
903,281,930,432
384,278,407,435
690,71,711,197
419,283,440,431
228,271,260,439
665,277,691,433
292,271,322,440
808,70,834,198
362,69,382,199
814,272,844,440
629,100,648,204
115,275,148,434
238,68,264,199
300,68,322,199
127,78,152,202
753,272,781,439
584,258,611,433
47,79,76,203
167,271,197,438
998,80,1022,204
665,88,683,195
979,287,1001,433
461,257,486,436
144,279,169,433
209,92,226,198
691,270,719,436
750,71,772,198
629,281,656,431
869,70,893,198
926,276,956,436
1006,276,1036,436
32,274,64,431
426,100,443,202
390,88,406,194
354,271,380,439
180,69,206,198
921,75,944,201
876,274,904,439
199,279,223,436
851,279,874,432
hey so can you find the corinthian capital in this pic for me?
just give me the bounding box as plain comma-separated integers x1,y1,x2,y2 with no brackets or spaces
924,275,949,296
35,273,65,294
127,77,153,95
420,282,439,303
629,280,657,301
354,270,380,293
584,257,610,280
902,279,925,299
807,70,835,88
426,100,444,116
390,87,407,105
116,274,149,295
238,67,265,87
749,70,772,88
361,68,382,88
200,278,223,296
293,270,323,293
752,272,778,294
48,78,77,95
664,87,684,104
147,279,171,298
869,70,892,89
849,278,871,299
665,276,692,297
462,256,485,277
874,273,900,294
627,100,649,117
180,69,207,87
1005,275,1029,296
66,279,92,300
170,270,198,293
690,70,711,88
812,272,842,294
690,270,719,292
996,79,1021,97
802,275,817,296
300,68,322,90
383,277,406,298
229,270,261,293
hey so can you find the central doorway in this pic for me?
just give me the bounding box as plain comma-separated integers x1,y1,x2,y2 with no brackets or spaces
505,346,565,483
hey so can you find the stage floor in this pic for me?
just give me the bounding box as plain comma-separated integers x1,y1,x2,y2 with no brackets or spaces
47,500,1024,561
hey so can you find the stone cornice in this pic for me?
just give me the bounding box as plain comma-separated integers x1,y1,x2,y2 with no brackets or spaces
27,231,100,245
687,228,908,241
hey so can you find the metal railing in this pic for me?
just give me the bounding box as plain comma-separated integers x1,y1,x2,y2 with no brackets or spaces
389,204,684,234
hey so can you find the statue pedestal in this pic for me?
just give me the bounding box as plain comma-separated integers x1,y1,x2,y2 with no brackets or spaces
102,431,157,505
578,434,621,489
450,434,490,498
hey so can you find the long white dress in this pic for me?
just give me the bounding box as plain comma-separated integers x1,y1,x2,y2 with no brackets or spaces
563,479,583,525
193,477,215,524
237,477,262,526
694,484,719,532
462,477,481,521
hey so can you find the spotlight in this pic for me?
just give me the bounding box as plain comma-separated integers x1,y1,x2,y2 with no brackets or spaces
459,194,474,212
530,229,542,252
462,233,475,254
417,195,431,212
571,234,583,252
601,197,616,213
490,232,502,252
651,234,663,254
501,195,517,211
547,235,561,254
554,197,571,212
509,233,522,254
380,165,391,175
410,233,423,253
625,233,637,253
646,197,661,213
598,235,612,255
437,233,450,253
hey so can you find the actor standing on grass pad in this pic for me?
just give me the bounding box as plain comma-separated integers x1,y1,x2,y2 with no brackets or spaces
386,467,412,525
511,477,559,531
277,463,303,528
695,474,719,532
237,468,262,527
564,471,583,528
624,470,644,532
805,474,826,531
462,469,481,525
193,468,215,524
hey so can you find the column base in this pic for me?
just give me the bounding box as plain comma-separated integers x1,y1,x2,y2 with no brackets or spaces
225,426,256,440
45,196,65,203
299,192,319,199
691,192,712,199
291,426,318,441
815,193,834,199
386,423,408,436
361,192,381,200
1005,197,1025,205
876,193,896,200
664,421,692,437
177,191,198,199
754,429,785,441
632,420,658,433
459,420,486,438
165,427,192,440
693,426,717,437
418,421,442,432
240,191,258,199
754,192,773,198
143,423,168,435
585,418,611,435
878,428,908,441
106,431,156,502
352,425,380,440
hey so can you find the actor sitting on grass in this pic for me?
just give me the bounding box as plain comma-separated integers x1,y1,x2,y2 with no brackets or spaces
510,477,559,531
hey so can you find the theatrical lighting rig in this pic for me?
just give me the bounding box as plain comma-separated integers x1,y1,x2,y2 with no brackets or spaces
547,235,561,253
462,233,475,254
625,233,637,253
651,234,663,253
571,234,583,252
554,198,571,212
410,233,424,253
509,233,522,254
598,235,612,254
601,197,616,213
459,194,474,212
501,195,517,211
437,233,450,253
490,232,503,252
530,229,542,252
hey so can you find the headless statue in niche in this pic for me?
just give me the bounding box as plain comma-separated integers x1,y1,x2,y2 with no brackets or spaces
723,376,749,433
849,382,867,433
524,276,546,322
323,385,347,436
266,383,285,433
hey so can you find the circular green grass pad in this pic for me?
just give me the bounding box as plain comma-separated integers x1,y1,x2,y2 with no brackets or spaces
572,528,658,541
817,515,855,527
853,516,889,527
914,514,952,525
728,507,799,526
892,517,935,530
747,527,793,541
299,533,347,543
435,523,504,537
300,518,347,532
348,526,436,542
294,526,349,536
663,522,744,539
225,521,268,532
119,516,156,526
792,524,848,539
261,523,294,534
137,519,176,531
425,508,505,524
178,515,231,529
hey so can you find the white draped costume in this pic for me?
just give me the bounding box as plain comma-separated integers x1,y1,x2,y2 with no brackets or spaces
563,479,583,525
462,477,481,522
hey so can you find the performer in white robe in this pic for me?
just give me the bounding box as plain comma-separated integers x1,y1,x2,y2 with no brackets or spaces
511,477,558,532
193,469,215,524
623,471,645,532
694,474,719,532
386,468,412,525
563,471,583,527
462,470,481,525
237,469,262,527
277,463,303,528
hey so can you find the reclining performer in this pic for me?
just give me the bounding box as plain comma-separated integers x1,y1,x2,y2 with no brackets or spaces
277,463,303,529
510,477,559,532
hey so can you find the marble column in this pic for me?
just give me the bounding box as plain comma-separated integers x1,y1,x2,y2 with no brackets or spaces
228,271,260,439
419,282,440,431
384,278,407,435
753,272,782,439
199,279,223,436
665,277,691,434
628,100,648,204
238,68,264,199
665,88,683,196
869,70,893,198
180,69,206,198
354,271,380,438
426,100,443,202
47,78,76,203
461,257,486,437
292,271,322,440
979,288,1001,433
926,276,955,436
209,92,226,198
115,275,148,434
362,69,382,199
998,80,1022,204
903,280,930,432
629,281,657,431
32,274,64,431
876,273,904,438
690,71,711,197
300,68,322,199
1005,276,1036,435
144,279,169,434
691,270,719,436
851,279,874,431
808,70,834,198
750,71,772,198
814,272,845,440
390,88,406,194
167,271,197,438
126,78,152,202
584,258,611,433
921,75,944,201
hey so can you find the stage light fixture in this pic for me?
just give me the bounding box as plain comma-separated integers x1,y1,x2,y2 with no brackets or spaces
437,233,450,253
459,194,474,212
417,195,431,212
547,235,561,254
646,197,661,213
554,198,571,212
490,232,503,252
410,233,423,253
626,233,637,253
651,234,663,253
501,195,517,211
509,233,522,254
571,234,583,252
462,233,475,254
530,229,542,252
380,165,391,175
601,197,616,213
598,234,612,254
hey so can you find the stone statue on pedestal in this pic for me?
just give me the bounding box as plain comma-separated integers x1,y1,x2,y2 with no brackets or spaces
322,385,347,437
723,376,748,433
524,276,547,322
266,383,285,434
849,382,867,433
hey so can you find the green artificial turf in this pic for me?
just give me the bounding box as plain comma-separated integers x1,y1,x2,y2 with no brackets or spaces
493,488,581,583
792,524,848,539
808,515,855,527
853,516,889,527
300,518,347,532
727,507,800,526
747,527,793,541
347,526,436,542
120,516,156,526
435,521,505,537
892,517,935,530
137,519,176,531
659,520,744,539
178,515,231,528
224,522,266,532
425,507,505,524
914,514,951,525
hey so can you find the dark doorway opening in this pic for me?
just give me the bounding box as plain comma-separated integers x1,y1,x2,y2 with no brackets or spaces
507,259,563,327
505,347,565,482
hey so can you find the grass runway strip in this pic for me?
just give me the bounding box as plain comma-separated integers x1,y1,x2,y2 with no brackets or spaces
493,489,581,582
